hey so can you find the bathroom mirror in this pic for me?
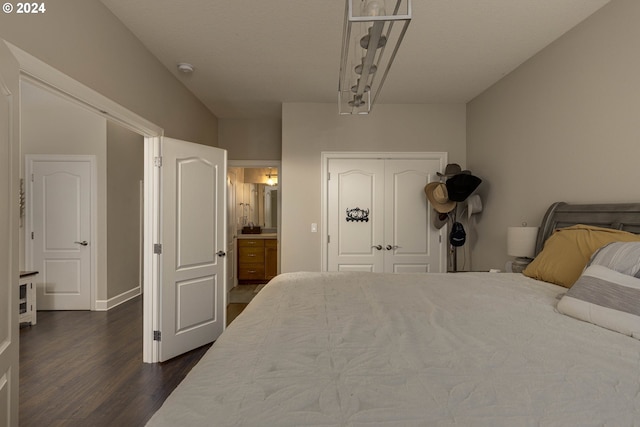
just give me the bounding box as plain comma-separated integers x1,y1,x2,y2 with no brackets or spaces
240,183,278,230
232,166,278,232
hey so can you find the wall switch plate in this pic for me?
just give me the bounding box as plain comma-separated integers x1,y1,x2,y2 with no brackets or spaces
311,223,318,233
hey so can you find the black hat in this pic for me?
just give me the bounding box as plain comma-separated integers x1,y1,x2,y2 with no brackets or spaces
449,222,466,247
446,173,481,202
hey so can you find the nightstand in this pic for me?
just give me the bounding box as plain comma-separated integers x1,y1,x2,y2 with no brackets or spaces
506,259,532,273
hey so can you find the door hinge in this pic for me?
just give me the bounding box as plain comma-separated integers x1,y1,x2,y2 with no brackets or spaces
153,330,161,341
328,235,331,244
153,243,162,254
31,232,34,240
439,235,442,243
327,172,331,180
154,156,163,167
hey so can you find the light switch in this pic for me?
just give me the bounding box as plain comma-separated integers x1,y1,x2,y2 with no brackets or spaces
311,223,318,233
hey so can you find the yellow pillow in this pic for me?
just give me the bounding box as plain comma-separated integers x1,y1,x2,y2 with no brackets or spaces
523,225,640,288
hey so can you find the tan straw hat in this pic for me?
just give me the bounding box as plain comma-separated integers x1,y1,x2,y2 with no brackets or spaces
424,182,456,213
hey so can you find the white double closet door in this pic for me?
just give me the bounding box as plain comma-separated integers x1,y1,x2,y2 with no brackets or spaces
327,155,446,273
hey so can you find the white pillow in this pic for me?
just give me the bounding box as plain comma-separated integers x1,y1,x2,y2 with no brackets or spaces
557,265,640,339
588,241,640,277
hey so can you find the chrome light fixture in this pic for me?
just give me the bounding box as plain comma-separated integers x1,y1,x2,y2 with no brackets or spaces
338,0,411,115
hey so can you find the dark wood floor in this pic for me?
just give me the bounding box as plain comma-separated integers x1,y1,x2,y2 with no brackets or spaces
19,297,247,426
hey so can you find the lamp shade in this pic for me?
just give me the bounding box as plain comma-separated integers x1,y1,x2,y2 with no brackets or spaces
507,226,539,258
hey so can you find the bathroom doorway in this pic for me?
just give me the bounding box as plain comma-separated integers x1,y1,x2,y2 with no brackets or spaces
227,160,281,293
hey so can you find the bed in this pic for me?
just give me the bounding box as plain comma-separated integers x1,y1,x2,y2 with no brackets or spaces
147,202,640,426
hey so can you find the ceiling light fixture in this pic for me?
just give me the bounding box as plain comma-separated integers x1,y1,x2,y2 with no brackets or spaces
265,172,278,186
177,62,195,74
338,0,411,115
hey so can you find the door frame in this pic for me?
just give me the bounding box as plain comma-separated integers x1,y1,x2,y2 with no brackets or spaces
320,151,448,271
24,154,98,310
4,40,165,363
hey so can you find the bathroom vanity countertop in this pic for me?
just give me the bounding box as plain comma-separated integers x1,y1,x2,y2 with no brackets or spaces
237,233,277,239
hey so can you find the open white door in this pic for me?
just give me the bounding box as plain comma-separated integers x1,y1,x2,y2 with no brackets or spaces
159,137,227,362
0,40,19,426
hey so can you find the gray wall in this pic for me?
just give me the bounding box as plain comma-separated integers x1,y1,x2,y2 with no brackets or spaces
107,123,144,299
218,119,281,160
0,0,218,145
467,0,640,271
281,103,466,272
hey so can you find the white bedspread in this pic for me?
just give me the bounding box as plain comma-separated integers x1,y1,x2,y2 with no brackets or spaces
147,272,640,426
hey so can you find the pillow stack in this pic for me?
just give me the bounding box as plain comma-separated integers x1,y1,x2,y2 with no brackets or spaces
557,242,640,339
522,225,640,288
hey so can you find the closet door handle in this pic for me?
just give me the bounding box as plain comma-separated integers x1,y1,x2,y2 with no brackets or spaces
371,245,382,251
386,245,400,250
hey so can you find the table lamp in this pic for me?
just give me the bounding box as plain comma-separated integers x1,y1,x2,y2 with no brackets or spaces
507,225,538,273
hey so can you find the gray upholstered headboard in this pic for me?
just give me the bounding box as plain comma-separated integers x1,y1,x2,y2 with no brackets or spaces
535,202,640,256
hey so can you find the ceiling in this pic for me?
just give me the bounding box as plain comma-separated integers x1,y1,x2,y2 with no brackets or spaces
99,0,610,120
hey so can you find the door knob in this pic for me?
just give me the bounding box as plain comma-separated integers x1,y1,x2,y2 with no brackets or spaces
74,241,88,246
386,245,400,250
216,250,226,257
371,245,382,251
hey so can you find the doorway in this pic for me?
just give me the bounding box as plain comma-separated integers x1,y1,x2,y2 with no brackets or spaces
21,79,145,310
8,43,163,365
18,75,225,364
227,160,281,292
7,40,228,373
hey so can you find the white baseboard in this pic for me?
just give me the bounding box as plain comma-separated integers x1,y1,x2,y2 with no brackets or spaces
94,286,141,311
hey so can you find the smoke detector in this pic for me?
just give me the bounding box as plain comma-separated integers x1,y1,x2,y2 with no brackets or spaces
177,63,195,74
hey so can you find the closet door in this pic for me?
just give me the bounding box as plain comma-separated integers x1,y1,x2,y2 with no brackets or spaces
384,159,445,272
326,155,446,273
327,158,385,272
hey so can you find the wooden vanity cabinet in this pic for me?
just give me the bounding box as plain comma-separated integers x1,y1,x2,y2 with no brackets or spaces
265,239,278,280
238,238,277,283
